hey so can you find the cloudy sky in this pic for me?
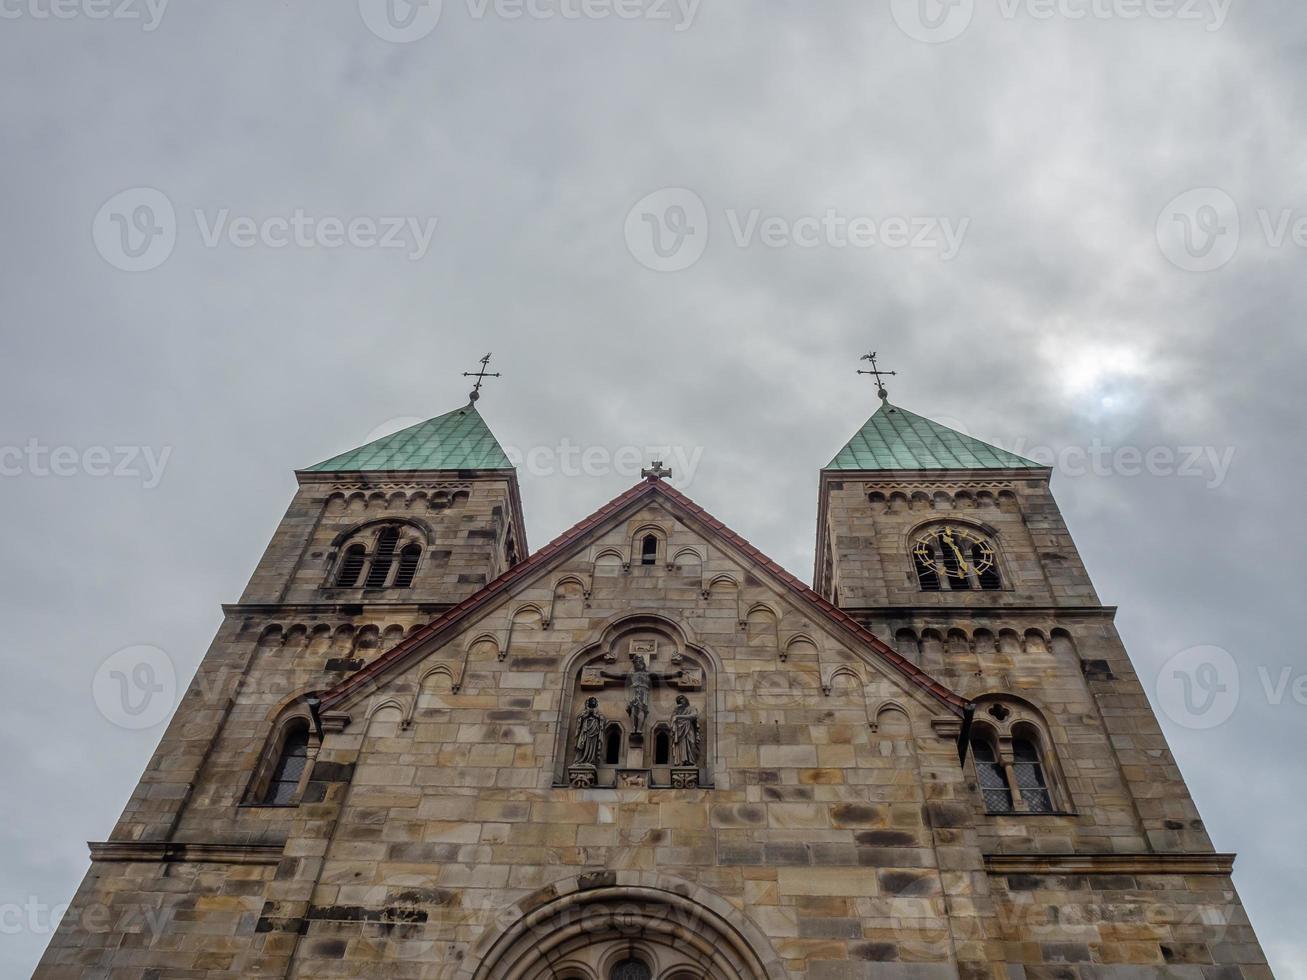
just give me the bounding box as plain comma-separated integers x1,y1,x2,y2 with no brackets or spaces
2,0,1305,975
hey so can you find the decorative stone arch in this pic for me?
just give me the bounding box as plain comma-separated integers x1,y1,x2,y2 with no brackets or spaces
867,697,914,734
592,548,625,580
463,873,786,980
365,695,410,731
328,516,435,549
743,602,780,646
463,630,503,669
781,632,819,664
549,575,590,625
820,663,862,697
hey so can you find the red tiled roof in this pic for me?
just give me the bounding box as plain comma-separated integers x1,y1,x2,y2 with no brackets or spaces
319,478,969,715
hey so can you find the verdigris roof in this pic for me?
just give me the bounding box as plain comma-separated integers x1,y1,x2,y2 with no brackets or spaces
306,403,513,472
827,400,1042,471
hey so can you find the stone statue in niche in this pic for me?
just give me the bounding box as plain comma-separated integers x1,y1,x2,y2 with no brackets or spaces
600,653,682,737
670,694,700,766
573,697,606,767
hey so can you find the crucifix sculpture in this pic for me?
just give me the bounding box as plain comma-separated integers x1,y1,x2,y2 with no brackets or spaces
463,353,501,403
598,652,682,737
857,351,896,401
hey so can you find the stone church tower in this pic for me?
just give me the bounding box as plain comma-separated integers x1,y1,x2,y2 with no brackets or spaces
37,387,1270,980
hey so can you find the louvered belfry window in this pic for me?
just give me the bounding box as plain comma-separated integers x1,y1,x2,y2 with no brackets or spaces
335,544,367,587
365,526,400,588
393,543,421,588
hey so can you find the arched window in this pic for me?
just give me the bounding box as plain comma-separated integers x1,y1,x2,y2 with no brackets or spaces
365,526,400,588
653,725,671,765
911,527,1002,592
335,544,367,587
971,734,1013,812
604,723,623,766
640,534,658,566
611,959,652,980
262,721,311,805
392,543,421,588
1012,732,1053,813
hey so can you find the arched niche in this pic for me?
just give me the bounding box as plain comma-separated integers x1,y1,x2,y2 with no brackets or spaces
553,618,712,789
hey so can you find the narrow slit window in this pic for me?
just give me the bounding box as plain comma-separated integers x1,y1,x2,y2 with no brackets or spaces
1012,736,1054,813
653,727,670,766
640,535,658,566
604,724,623,766
365,527,400,588
393,544,421,588
971,737,1013,813
335,544,367,587
263,723,311,805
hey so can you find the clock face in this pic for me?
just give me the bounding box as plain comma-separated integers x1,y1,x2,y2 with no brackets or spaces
912,527,996,580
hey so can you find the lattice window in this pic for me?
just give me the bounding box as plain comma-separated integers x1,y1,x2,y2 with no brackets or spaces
971,736,1014,813
611,959,652,980
1012,736,1053,813
263,722,310,805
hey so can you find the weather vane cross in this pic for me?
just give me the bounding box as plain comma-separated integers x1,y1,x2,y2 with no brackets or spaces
857,351,896,401
463,353,501,403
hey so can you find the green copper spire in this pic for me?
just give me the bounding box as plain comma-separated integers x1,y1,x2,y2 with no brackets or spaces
306,403,514,472
827,400,1043,471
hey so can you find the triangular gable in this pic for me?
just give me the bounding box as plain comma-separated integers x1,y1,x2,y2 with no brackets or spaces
827,400,1044,471
318,478,970,716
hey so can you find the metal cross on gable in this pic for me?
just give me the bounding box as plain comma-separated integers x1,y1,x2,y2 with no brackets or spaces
857,351,897,400
463,353,501,403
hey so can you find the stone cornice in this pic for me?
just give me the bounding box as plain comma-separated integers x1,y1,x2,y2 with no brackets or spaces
847,605,1119,620
89,841,285,865
221,602,455,616
984,853,1236,876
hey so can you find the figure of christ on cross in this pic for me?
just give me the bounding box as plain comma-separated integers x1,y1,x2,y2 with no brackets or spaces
599,653,682,737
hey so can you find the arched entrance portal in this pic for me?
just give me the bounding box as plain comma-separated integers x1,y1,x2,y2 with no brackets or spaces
468,877,783,980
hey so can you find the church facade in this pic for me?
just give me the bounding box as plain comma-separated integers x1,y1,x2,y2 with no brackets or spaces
36,392,1271,980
